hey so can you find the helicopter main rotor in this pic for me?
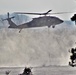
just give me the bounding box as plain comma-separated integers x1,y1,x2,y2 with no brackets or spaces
15,10,75,16
15,10,52,16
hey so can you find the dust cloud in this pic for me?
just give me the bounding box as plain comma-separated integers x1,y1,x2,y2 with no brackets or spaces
0,22,76,67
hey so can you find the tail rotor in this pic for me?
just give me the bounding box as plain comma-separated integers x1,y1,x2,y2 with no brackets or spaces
2,12,15,21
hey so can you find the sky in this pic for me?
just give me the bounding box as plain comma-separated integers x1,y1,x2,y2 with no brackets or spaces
0,0,76,19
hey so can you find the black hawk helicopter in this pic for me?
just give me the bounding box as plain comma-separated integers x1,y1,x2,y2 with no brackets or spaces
2,10,73,33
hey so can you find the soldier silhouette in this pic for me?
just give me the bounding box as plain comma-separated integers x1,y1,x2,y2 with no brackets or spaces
70,48,76,64
23,67,31,75
19,67,32,75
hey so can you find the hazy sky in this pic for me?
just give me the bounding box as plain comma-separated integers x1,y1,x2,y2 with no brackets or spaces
0,0,76,20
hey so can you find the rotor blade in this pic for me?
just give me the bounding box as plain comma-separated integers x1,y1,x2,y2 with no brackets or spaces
47,10,52,13
11,16,15,19
15,10,52,15
3,19,7,21
15,12,45,15
49,11,76,15
15,11,75,15
15,11,76,16
2,16,15,21
7,12,9,18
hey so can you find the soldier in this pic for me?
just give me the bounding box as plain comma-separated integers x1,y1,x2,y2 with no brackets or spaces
70,48,76,64
19,67,32,75
23,67,31,75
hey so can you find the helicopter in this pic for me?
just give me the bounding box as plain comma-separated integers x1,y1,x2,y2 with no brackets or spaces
2,10,74,33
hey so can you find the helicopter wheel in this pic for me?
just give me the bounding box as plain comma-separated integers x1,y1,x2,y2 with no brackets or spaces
52,25,55,28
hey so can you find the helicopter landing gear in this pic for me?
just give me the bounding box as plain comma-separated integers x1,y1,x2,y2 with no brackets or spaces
52,25,55,28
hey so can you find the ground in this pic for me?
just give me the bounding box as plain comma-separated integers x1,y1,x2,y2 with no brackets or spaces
0,66,76,75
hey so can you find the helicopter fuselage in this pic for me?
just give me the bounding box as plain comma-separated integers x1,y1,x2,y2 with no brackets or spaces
8,16,63,29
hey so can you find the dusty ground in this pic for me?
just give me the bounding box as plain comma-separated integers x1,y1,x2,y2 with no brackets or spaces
0,66,76,75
